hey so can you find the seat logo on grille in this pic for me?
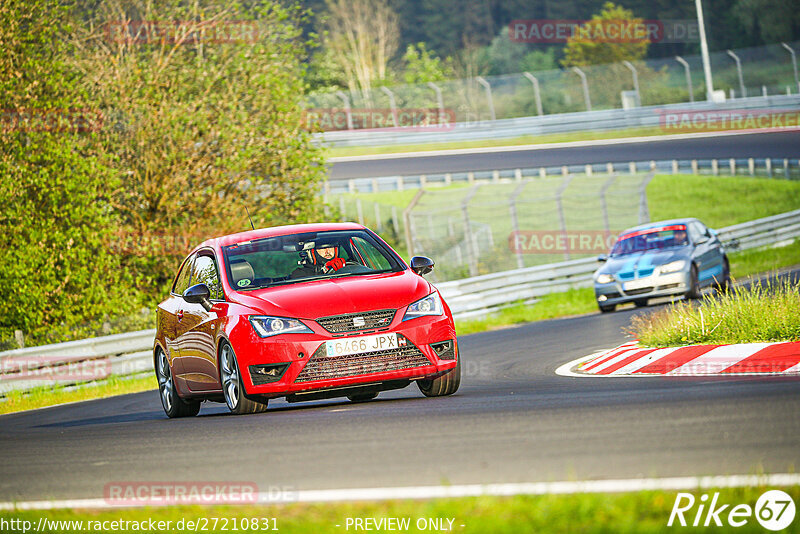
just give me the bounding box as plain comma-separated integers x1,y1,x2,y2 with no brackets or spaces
352,316,366,328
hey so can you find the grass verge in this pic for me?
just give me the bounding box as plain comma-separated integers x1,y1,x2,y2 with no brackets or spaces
0,375,157,416
327,126,687,158
2,486,797,533
630,278,800,347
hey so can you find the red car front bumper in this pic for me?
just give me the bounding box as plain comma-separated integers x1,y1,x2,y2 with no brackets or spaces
227,313,458,398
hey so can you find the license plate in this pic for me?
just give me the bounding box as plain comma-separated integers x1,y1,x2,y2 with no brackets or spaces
623,279,650,291
326,333,399,357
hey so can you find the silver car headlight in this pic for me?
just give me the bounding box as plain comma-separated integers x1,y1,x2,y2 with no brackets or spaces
402,292,443,321
249,316,313,338
596,273,614,284
658,260,687,274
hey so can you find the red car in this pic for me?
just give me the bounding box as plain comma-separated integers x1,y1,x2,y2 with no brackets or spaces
154,223,460,417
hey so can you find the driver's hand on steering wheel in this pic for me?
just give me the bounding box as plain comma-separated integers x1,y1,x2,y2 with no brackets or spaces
324,257,346,271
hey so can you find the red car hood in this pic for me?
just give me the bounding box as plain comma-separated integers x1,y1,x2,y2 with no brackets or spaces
229,270,432,319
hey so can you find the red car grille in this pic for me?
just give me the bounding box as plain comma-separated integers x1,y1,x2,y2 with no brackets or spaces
315,309,396,334
295,340,432,383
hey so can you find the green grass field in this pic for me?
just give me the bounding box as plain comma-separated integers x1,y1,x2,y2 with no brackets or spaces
3,485,797,533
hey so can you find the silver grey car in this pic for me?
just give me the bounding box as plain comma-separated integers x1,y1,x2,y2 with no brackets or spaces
593,218,730,313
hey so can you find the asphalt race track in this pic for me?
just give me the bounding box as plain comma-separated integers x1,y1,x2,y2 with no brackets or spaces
329,130,800,179
2,298,799,503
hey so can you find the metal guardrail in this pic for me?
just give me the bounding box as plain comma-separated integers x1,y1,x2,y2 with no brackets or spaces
437,208,800,319
317,94,800,147
1,209,798,394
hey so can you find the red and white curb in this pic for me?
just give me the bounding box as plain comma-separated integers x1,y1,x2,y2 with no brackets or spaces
557,340,800,378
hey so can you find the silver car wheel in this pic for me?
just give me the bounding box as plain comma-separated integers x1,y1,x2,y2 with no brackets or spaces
220,343,239,411
157,349,173,413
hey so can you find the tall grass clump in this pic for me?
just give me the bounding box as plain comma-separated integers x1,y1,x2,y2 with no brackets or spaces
631,279,800,347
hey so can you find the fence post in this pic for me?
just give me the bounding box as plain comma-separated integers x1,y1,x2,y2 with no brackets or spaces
523,72,544,116
730,158,736,175
672,160,679,174
427,82,444,119
675,56,694,102
712,159,719,175
380,86,399,127
785,159,790,180
14,330,24,349
622,60,641,106
781,43,799,93
391,206,400,237
462,186,481,277
403,189,425,259
726,50,746,98
571,67,592,111
638,171,655,223
600,173,618,236
374,203,383,231
356,198,364,225
372,178,379,193
335,91,354,130
766,158,772,177
476,76,496,121
556,175,575,260
748,158,755,176
691,160,698,174
509,180,529,269
397,176,404,191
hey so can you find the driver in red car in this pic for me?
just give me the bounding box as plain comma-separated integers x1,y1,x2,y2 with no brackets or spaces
291,242,346,278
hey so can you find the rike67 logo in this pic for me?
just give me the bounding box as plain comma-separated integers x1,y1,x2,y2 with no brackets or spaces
668,490,796,530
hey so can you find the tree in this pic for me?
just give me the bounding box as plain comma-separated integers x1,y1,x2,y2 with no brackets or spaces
561,2,650,68
401,43,454,84
322,0,400,101
0,0,129,343
68,0,327,299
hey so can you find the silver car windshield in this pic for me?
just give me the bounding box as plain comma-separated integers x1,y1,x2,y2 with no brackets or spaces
610,226,689,256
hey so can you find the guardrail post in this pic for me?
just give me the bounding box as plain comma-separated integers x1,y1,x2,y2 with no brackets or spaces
672,160,679,173
726,50,746,98
348,179,356,193
335,91,354,130
785,159,790,180
397,176,404,191
607,163,614,174
766,158,772,177
476,76,496,121
420,175,427,189
372,178,379,193
748,158,755,176
523,72,544,116
468,172,475,185
730,158,736,175
712,159,719,175
445,173,452,186
539,167,546,178
629,161,636,174
782,43,800,93
514,169,522,182
561,165,569,177
675,56,694,102
691,160,698,174
585,164,593,176
492,170,500,183
571,67,592,111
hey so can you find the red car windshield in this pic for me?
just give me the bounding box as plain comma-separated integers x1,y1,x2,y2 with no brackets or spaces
222,230,404,290
610,225,689,256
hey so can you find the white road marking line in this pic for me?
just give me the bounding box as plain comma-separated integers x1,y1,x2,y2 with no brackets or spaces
610,347,681,375
4,474,800,510
667,343,773,375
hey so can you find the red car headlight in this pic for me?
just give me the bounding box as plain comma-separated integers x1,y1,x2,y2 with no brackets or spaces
248,316,313,338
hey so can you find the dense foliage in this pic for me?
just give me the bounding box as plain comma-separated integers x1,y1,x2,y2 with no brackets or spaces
0,0,328,345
